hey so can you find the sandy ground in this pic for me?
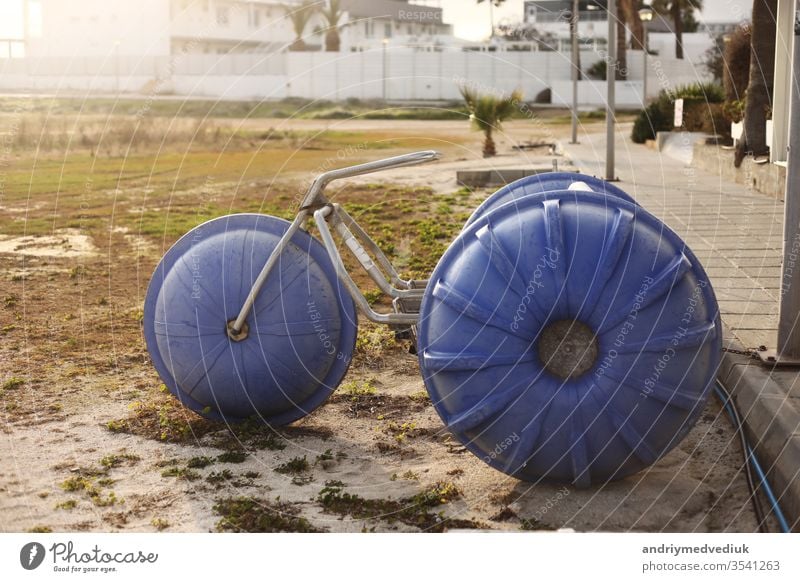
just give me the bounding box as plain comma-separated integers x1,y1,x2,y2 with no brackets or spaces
0,120,761,533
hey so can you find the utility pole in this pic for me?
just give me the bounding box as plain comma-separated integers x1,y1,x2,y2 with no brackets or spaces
570,0,580,144
605,0,616,181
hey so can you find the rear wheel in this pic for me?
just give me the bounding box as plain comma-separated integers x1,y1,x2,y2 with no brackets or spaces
418,191,720,486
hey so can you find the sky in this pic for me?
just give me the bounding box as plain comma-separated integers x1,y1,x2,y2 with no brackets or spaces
0,0,753,42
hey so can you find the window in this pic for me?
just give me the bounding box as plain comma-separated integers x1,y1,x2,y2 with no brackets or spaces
364,20,373,38
216,6,229,26
384,22,392,38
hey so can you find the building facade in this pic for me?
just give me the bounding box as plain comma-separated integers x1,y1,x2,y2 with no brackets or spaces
19,0,454,58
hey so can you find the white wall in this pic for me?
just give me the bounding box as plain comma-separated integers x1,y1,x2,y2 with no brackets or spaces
0,49,706,104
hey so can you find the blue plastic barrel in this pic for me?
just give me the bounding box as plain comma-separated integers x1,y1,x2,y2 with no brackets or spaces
465,172,637,227
143,214,357,425
418,190,720,486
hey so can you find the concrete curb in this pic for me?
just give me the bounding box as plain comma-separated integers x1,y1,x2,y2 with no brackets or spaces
718,331,800,532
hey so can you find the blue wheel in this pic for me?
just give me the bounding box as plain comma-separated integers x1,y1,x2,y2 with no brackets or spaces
465,172,637,228
143,214,357,425
418,191,720,486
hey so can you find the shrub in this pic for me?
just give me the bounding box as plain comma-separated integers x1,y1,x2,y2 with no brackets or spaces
587,60,607,81
631,82,725,143
631,100,672,143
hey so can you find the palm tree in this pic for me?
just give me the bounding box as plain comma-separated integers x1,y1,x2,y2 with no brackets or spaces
320,0,345,52
620,0,645,51
477,0,506,39
734,0,777,166
460,85,522,158
284,0,318,52
652,0,702,59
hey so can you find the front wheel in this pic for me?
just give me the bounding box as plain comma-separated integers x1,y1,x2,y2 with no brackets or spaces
143,213,357,425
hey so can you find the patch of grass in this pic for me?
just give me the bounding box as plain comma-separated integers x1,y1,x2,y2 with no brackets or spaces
212,417,288,451
274,456,309,475
161,467,201,481
55,499,78,510
386,421,419,443
186,456,215,469
340,379,377,401
213,497,322,533
408,391,431,404
151,517,170,531
3,294,18,308
100,453,140,469
315,449,334,463
27,526,52,533
206,469,235,485
2,377,24,391
217,450,248,464
60,476,93,492
105,393,218,443
60,476,122,506
316,481,477,532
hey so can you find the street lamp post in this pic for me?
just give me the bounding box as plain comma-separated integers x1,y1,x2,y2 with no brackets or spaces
638,6,653,106
605,0,617,181
570,0,580,144
382,37,388,101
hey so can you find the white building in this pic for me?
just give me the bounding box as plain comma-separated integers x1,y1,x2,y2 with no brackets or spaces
340,0,453,51
521,0,750,63
22,0,322,58
17,0,454,59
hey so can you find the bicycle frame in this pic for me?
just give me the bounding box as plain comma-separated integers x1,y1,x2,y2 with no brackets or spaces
228,150,440,340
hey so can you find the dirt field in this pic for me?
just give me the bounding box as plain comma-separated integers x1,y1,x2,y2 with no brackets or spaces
0,104,759,532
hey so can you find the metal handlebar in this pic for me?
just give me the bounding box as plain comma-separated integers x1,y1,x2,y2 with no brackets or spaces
300,150,440,208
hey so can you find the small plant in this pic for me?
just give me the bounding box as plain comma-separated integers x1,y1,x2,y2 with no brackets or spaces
160,467,201,481
386,421,418,443
55,499,78,510
217,450,248,464
2,377,24,391
315,449,335,463
151,517,170,531
214,496,322,533
459,85,523,158
3,294,18,308
274,456,309,475
206,469,234,485
408,390,430,403
60,476,93,493
186,456,215,469
100,453,140,469
340,379,377,400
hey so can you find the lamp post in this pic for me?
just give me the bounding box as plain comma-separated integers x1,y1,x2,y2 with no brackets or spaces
114,40,121,94
382,37,388,101
638,6,653,105
605,0,617,181
570,0,579,144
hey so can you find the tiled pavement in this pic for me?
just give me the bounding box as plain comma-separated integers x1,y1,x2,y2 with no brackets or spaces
562,127,800,530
